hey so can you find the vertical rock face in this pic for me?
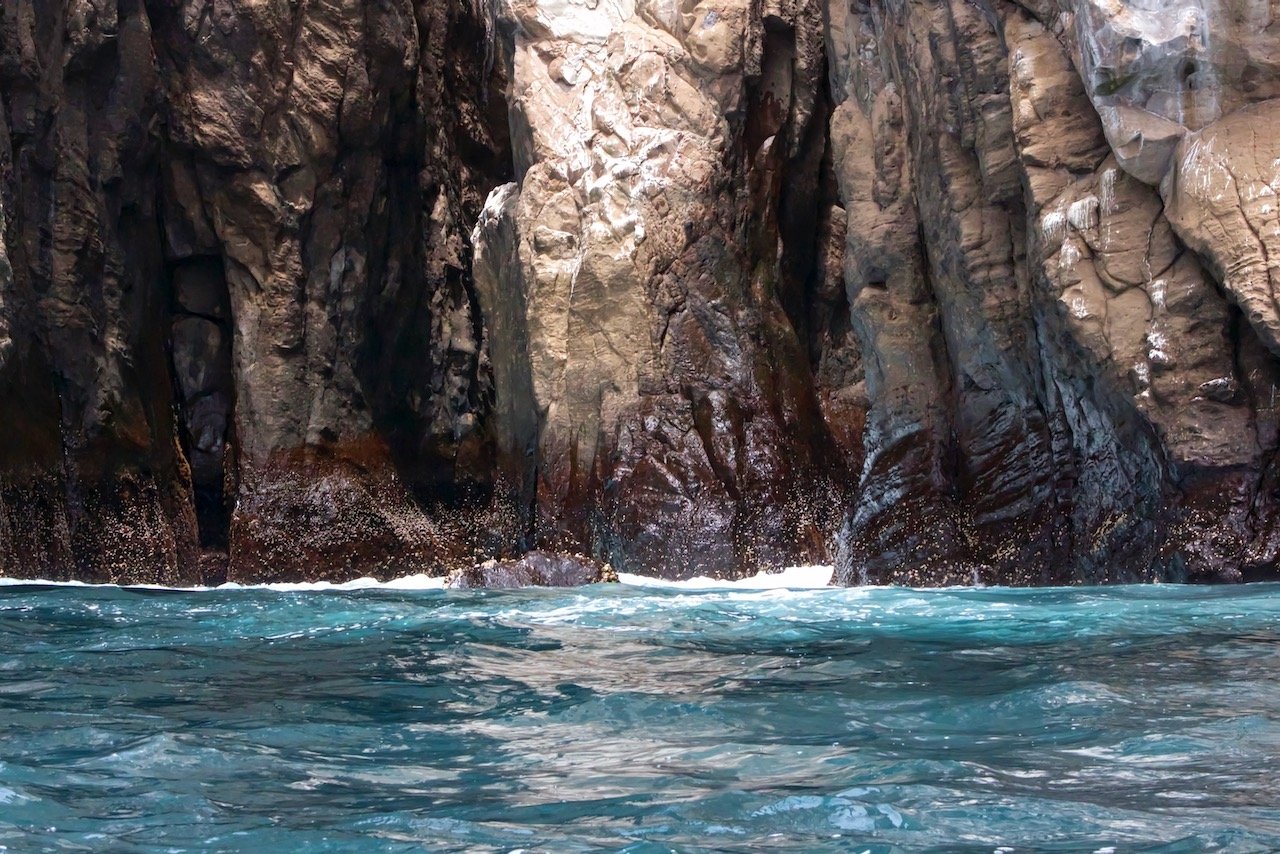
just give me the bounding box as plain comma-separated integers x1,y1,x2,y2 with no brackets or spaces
822,0,1280,584
0,0,512,584
473,0,852,577
1,0,1280,584
144,0,508,582
0,0,197,584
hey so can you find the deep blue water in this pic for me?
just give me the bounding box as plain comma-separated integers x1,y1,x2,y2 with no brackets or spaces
2,578,1280,852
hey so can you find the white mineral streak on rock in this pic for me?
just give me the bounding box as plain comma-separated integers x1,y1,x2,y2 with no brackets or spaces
1041,209,1068,246
1149,278,1167,310
1147,329,1172,364
511,0,637,41
478,181,520,225
1100,167,1118,214
1068,195,1101,231
1058,238,1082,273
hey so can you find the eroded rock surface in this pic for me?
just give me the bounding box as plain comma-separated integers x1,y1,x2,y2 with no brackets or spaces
0,0,510,584
446,551,618,589
0,0,198,584
818,0,1280,584
1163,101,1280,356
2,0,1280,584
473,0,851,579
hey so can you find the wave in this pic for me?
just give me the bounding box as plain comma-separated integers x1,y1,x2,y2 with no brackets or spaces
0,565,835,593
0,574,448,593
618,564,834,590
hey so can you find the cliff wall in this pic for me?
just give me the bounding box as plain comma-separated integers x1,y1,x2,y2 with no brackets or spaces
2,0,1279,584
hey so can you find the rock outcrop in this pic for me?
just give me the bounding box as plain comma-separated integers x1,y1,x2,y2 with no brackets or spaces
472,0,850,579
825,0,1280,584
0,0,198,584
2,0,1280,585
0,0,511,584
446,551,617,589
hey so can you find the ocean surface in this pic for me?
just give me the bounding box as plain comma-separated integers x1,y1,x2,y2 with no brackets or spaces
2,571,1279,853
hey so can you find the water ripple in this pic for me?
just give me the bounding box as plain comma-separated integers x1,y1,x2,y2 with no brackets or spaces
0,580,1278,851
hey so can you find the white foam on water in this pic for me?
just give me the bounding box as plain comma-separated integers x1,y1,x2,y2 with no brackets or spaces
618,564,835,590
0,574,447,593
0,577,94,589
0,565,835,593
217,575,448,593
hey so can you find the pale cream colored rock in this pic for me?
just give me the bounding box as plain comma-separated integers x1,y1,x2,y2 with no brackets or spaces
1063,0,1280,186
1095,104,1185,184
681,1,748,73
1008,13,1109,175
1163,98,1280,357
483,0,745,476
507,0,637,41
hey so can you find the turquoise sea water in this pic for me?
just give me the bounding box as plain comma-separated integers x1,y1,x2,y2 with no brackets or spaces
2,577,1279,852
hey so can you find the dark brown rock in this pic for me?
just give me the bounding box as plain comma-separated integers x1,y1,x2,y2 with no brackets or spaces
0,0,198,584
446,552,618,589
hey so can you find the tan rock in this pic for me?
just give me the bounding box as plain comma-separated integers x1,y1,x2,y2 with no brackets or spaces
1163,99,1280,357
472,0,847,576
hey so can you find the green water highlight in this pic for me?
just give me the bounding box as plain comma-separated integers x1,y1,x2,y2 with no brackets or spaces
1,580,1279,851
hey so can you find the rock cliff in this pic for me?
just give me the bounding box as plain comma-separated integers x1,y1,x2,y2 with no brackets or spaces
2,0,1279,585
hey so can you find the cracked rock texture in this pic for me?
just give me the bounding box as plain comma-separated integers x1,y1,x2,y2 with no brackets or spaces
473,0,849,578
2,0,1280,584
